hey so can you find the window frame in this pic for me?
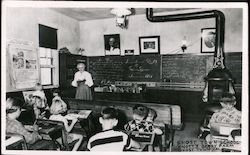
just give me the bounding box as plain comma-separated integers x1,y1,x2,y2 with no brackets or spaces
38,47,59,88
38,24,59,88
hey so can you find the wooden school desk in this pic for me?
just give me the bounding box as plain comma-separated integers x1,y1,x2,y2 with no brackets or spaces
6,133,27,150
66,110,94,138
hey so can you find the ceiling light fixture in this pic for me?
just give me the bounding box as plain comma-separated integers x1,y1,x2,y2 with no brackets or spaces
181,36,187,52
110,8,132,29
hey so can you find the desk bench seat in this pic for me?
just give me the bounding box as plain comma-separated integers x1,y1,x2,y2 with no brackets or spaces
63,98,183,151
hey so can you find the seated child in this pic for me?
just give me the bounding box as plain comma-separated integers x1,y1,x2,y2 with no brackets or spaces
87,107,140,151
6,97,42,145
146,108,163,135
31,83,49,119
49,99,83,151
208,93,241,127
208,93,241,140
32,95,50,119
124,105,162,135
33,83,47,104
52,89,67,115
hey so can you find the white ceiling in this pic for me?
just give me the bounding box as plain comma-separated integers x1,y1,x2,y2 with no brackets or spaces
51,8,192,21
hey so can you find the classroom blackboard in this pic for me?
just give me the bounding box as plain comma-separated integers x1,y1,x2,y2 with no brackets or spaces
162,54,213,84
88,56,124,85
88,53,241,86
224,53,242,84
122,55,161,82
88,55,161,85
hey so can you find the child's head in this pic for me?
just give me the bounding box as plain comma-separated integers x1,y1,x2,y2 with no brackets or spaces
50,99,67,115
146,108,157,122
132,104,149,121
6,97,23,119
35,83,43,91
52,89,61,97
220,93,236,109
99,107,118,130
32,96,45,108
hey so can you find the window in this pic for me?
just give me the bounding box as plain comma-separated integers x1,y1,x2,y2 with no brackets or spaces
39,47,58,86
39,24,58,87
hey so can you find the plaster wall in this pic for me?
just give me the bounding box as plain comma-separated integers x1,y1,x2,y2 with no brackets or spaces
79,8,242,56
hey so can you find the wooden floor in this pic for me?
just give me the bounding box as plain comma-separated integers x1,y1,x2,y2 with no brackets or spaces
172,121,201,151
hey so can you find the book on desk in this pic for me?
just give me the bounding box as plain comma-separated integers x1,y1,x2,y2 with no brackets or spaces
66,110,92,119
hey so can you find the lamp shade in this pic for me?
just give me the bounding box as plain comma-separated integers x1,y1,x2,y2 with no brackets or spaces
110,8,132,17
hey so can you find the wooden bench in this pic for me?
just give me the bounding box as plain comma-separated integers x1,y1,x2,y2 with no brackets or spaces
63,98,183,151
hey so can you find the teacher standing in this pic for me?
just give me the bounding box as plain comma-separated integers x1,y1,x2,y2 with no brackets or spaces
71,63,93,100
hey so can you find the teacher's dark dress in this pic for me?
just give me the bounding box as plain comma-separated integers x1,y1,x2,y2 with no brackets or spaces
75,81,93,100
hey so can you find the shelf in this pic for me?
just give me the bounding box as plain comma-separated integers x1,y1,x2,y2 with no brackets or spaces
59,53,87,88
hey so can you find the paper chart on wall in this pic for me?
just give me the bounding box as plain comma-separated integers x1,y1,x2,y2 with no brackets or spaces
8,43,39,89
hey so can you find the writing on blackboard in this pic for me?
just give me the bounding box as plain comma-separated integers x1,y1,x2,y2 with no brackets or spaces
146,58,158,64
88,53,242,86
145,74,153,78
162,55,209,83
89,55,160,84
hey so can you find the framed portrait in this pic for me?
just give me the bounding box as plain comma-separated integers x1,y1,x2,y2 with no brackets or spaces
104,34,121,55
139,36,160,54
124,49,134,55
201,28,216,53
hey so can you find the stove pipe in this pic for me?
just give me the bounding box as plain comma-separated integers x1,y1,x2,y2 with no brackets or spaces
146,8,235,103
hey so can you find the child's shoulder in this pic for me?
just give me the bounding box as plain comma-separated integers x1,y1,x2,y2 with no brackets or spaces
126,119,136,124
232,107,241,113
50,114,64,120
98,129,127,136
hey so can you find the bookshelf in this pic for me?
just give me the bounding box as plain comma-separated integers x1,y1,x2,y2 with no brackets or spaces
59,53,87,96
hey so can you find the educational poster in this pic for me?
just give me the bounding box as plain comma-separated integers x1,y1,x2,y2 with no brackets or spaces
8,44,39,89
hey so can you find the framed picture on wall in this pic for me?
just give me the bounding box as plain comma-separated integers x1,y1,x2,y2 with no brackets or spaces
124,49,134,55
104,34,121,55
139,36,160,54
201,28,216,53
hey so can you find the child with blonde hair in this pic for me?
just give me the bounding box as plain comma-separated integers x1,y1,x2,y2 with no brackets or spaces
49,99,83,151
31,83,49,119
33,83,47,104
52,89,67,115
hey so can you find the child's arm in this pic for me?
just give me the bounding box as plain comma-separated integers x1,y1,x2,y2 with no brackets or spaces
208,113,217,128
45,103,49,110
44,98,48,108
16,121,42,144
33,107,40,119
63,118,77,132
153,127,163,135
129,139,140,149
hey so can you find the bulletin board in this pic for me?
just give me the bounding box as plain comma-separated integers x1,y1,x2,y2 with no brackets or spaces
7,43,39,91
